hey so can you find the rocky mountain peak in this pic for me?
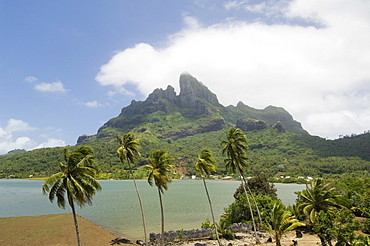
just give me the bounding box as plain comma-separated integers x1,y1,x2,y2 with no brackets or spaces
179,73,220,107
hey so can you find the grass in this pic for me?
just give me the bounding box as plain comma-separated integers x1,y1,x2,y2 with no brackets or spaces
0,213,131,246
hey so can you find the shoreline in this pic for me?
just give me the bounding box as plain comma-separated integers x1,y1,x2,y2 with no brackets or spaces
0,213,321,246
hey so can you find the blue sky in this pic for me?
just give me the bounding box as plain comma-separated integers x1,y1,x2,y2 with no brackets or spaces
1,0,370,154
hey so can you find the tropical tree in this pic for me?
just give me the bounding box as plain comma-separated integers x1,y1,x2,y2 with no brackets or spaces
195,149,221,246
221,127,260,242
145,149,173,245
296,179,343,225
263,201,304,246
42,146,101,246
117,133,147,244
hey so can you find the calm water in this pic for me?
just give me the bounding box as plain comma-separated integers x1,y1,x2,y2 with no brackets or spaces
0,179,304,240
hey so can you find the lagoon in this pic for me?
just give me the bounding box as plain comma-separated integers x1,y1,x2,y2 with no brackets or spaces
0,179,304,240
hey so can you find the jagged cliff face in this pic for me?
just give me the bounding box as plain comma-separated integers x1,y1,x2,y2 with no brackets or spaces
120,73,220,117
80,73,307,144
179,73,220,108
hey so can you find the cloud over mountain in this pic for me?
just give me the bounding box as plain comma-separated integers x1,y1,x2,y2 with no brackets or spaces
96,0,370,139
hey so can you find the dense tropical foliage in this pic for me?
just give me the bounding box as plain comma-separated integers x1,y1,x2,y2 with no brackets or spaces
2,128,370,180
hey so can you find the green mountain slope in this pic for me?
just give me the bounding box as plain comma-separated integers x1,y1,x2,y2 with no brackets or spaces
1,73,369,179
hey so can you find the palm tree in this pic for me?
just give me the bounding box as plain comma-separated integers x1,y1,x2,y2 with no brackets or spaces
145,149,173,245
42,146,101,246
195,149,222,246
296,179,343,225
220,127,260,243
263,201,305,246
117,133,147,244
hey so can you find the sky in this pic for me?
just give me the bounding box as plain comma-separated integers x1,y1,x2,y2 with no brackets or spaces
1,0,370,155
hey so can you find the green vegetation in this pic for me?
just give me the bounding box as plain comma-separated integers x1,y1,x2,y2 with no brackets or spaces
296,179,343,225
221,127,259,242
221,172,370,245
42,146,101,246
263,201,304,246
2,129,370,180
2,73,370,180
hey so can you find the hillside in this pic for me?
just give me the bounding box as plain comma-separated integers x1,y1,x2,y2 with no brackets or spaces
1,73,370,179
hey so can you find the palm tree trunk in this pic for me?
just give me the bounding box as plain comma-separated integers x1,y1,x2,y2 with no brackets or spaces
237,168,260,244
202,177,222,246
158,187,165,245
241,176,262,228
128,164,148,245
275,237,281,246
68,191,81,246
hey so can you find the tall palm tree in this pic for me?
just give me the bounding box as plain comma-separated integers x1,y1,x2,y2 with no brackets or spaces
145,149,173,245
42,146,101,246
263,201,305,246
296,179,343,225
221,127,260,243
117,133,147,244
195,149,222,246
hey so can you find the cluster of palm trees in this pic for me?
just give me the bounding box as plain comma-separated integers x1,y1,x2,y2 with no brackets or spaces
42,127,306,246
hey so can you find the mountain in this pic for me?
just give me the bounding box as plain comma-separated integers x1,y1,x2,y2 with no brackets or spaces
77,73,307,145
1,73,370,179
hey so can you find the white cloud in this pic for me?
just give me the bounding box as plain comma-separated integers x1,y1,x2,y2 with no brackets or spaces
35,138,66,149
34,79,67,93
96,0,370,139
0,120,66,155
0,128,36,154
5,119,38,132
24,76,38,83
84,100,103,108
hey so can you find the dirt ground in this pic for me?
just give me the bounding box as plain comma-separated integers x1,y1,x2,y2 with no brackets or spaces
0,213,131,246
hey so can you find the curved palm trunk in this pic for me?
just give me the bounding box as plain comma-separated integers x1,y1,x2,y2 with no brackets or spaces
241,176,262,228
158,187,165,245
275,235,281,246
128,163,148,245
202,177,222,246
68,191,81,246
237,168,260,244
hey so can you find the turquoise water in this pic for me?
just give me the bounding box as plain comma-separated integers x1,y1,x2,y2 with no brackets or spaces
0,179,304,240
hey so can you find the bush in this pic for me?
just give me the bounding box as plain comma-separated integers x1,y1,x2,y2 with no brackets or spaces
363,218,370,234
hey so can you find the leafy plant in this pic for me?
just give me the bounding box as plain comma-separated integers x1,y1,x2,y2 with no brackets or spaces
263,201,304,246
216,219,234,240
313,208,361,246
